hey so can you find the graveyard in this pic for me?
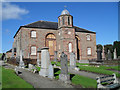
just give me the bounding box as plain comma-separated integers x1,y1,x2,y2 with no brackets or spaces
0,47,120,89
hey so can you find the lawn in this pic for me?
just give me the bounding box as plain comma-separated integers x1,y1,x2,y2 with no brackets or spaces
0,53,2,58
52,61,120,77
54,68,97,88
2,67,34,88
77,65,120,77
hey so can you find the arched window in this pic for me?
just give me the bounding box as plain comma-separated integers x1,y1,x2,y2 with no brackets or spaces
46,34,56,57
31,31,36,38
68,43,72,52
86,34,91,41
31,46,36,55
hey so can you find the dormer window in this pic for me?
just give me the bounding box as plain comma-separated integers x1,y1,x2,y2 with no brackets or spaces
86,34,91,41
31,31,36,38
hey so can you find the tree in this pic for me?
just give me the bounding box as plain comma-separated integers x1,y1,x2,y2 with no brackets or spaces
97,44,103,51
113,41,120,57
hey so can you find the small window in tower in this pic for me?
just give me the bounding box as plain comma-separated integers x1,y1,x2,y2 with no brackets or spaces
68,17,70,25
62,17,64,25
59,18,60,26
68,43,72,52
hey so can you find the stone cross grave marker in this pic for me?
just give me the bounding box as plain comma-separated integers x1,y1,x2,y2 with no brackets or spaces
59,52,70,83
70,52,76,69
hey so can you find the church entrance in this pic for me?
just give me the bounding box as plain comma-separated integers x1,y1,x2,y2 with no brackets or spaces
45,34,56,60
75,36,80,60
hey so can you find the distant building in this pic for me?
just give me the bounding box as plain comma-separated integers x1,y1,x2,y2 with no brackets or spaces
12,9,97,61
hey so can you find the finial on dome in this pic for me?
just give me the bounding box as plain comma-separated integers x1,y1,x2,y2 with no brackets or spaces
61,6,70,15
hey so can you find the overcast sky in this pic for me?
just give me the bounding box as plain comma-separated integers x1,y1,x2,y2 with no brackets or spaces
2,2,118,52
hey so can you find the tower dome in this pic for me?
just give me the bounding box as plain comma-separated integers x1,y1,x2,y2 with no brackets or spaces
61,9,70,15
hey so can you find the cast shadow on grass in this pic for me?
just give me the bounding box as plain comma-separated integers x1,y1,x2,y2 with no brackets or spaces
70,74,75,80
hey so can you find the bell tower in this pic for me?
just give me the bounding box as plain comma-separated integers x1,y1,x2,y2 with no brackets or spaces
58,8,76,59
58,9,73,28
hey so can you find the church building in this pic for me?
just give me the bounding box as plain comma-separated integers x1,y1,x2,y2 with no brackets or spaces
12,9,97,61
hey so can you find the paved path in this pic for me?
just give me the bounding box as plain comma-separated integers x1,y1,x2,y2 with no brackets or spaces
3,63,75,88
68,67,104,80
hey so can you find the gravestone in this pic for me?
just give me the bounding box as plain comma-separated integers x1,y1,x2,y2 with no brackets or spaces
11,47,14,57
96,49,102,62
114,48,117,59
70,52,76,69
59,52,70,83
19,50,25,68
37,48,41,66
54,51,57,62
108,50,112,60
28,64,33,71
48,64,54,79
39,47,51,77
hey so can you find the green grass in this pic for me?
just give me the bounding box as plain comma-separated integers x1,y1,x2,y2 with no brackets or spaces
72,74,97,88
2,67,34,88
54,68,97,88
35,66,41,71
0,53,2,58
0,67,2,89
77,65,120,77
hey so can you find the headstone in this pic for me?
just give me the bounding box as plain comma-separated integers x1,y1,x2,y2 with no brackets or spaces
59,52,70,83
19,50,25,68
108,50,112,60
102,46,105,60
11,47,14,57
28,64,33,71
54,51,57,62
48,64,54,79
114,48,117,59
39,47,51,77
70,52,76,69
37,48,41,66
96,49,102,62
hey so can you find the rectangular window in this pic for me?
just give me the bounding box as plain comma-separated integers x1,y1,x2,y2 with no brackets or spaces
68,17,70,25
31,46,36,55
87,47,91,55
31,31,36,38
62,17,64,25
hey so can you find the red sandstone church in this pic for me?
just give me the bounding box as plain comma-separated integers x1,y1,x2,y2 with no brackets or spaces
10,9,97,60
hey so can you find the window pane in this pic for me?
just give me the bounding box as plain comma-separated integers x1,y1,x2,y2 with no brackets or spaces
87,35,90,41
31,46,36,55
87,48,91,55
31,31,36,37
69,43,72,52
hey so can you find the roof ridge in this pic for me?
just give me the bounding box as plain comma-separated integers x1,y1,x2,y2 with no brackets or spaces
24,20,58,26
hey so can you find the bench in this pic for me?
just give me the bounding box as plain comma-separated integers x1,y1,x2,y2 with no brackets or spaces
96,73,120,89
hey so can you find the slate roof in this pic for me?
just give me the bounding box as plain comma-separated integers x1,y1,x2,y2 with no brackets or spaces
14,20,96,38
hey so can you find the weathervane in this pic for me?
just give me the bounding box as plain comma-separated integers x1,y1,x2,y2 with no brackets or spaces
64,5,67,9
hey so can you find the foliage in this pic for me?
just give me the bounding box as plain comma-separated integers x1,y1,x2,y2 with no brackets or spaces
2,67,34,88
113,41,120,57
97,44,103,51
